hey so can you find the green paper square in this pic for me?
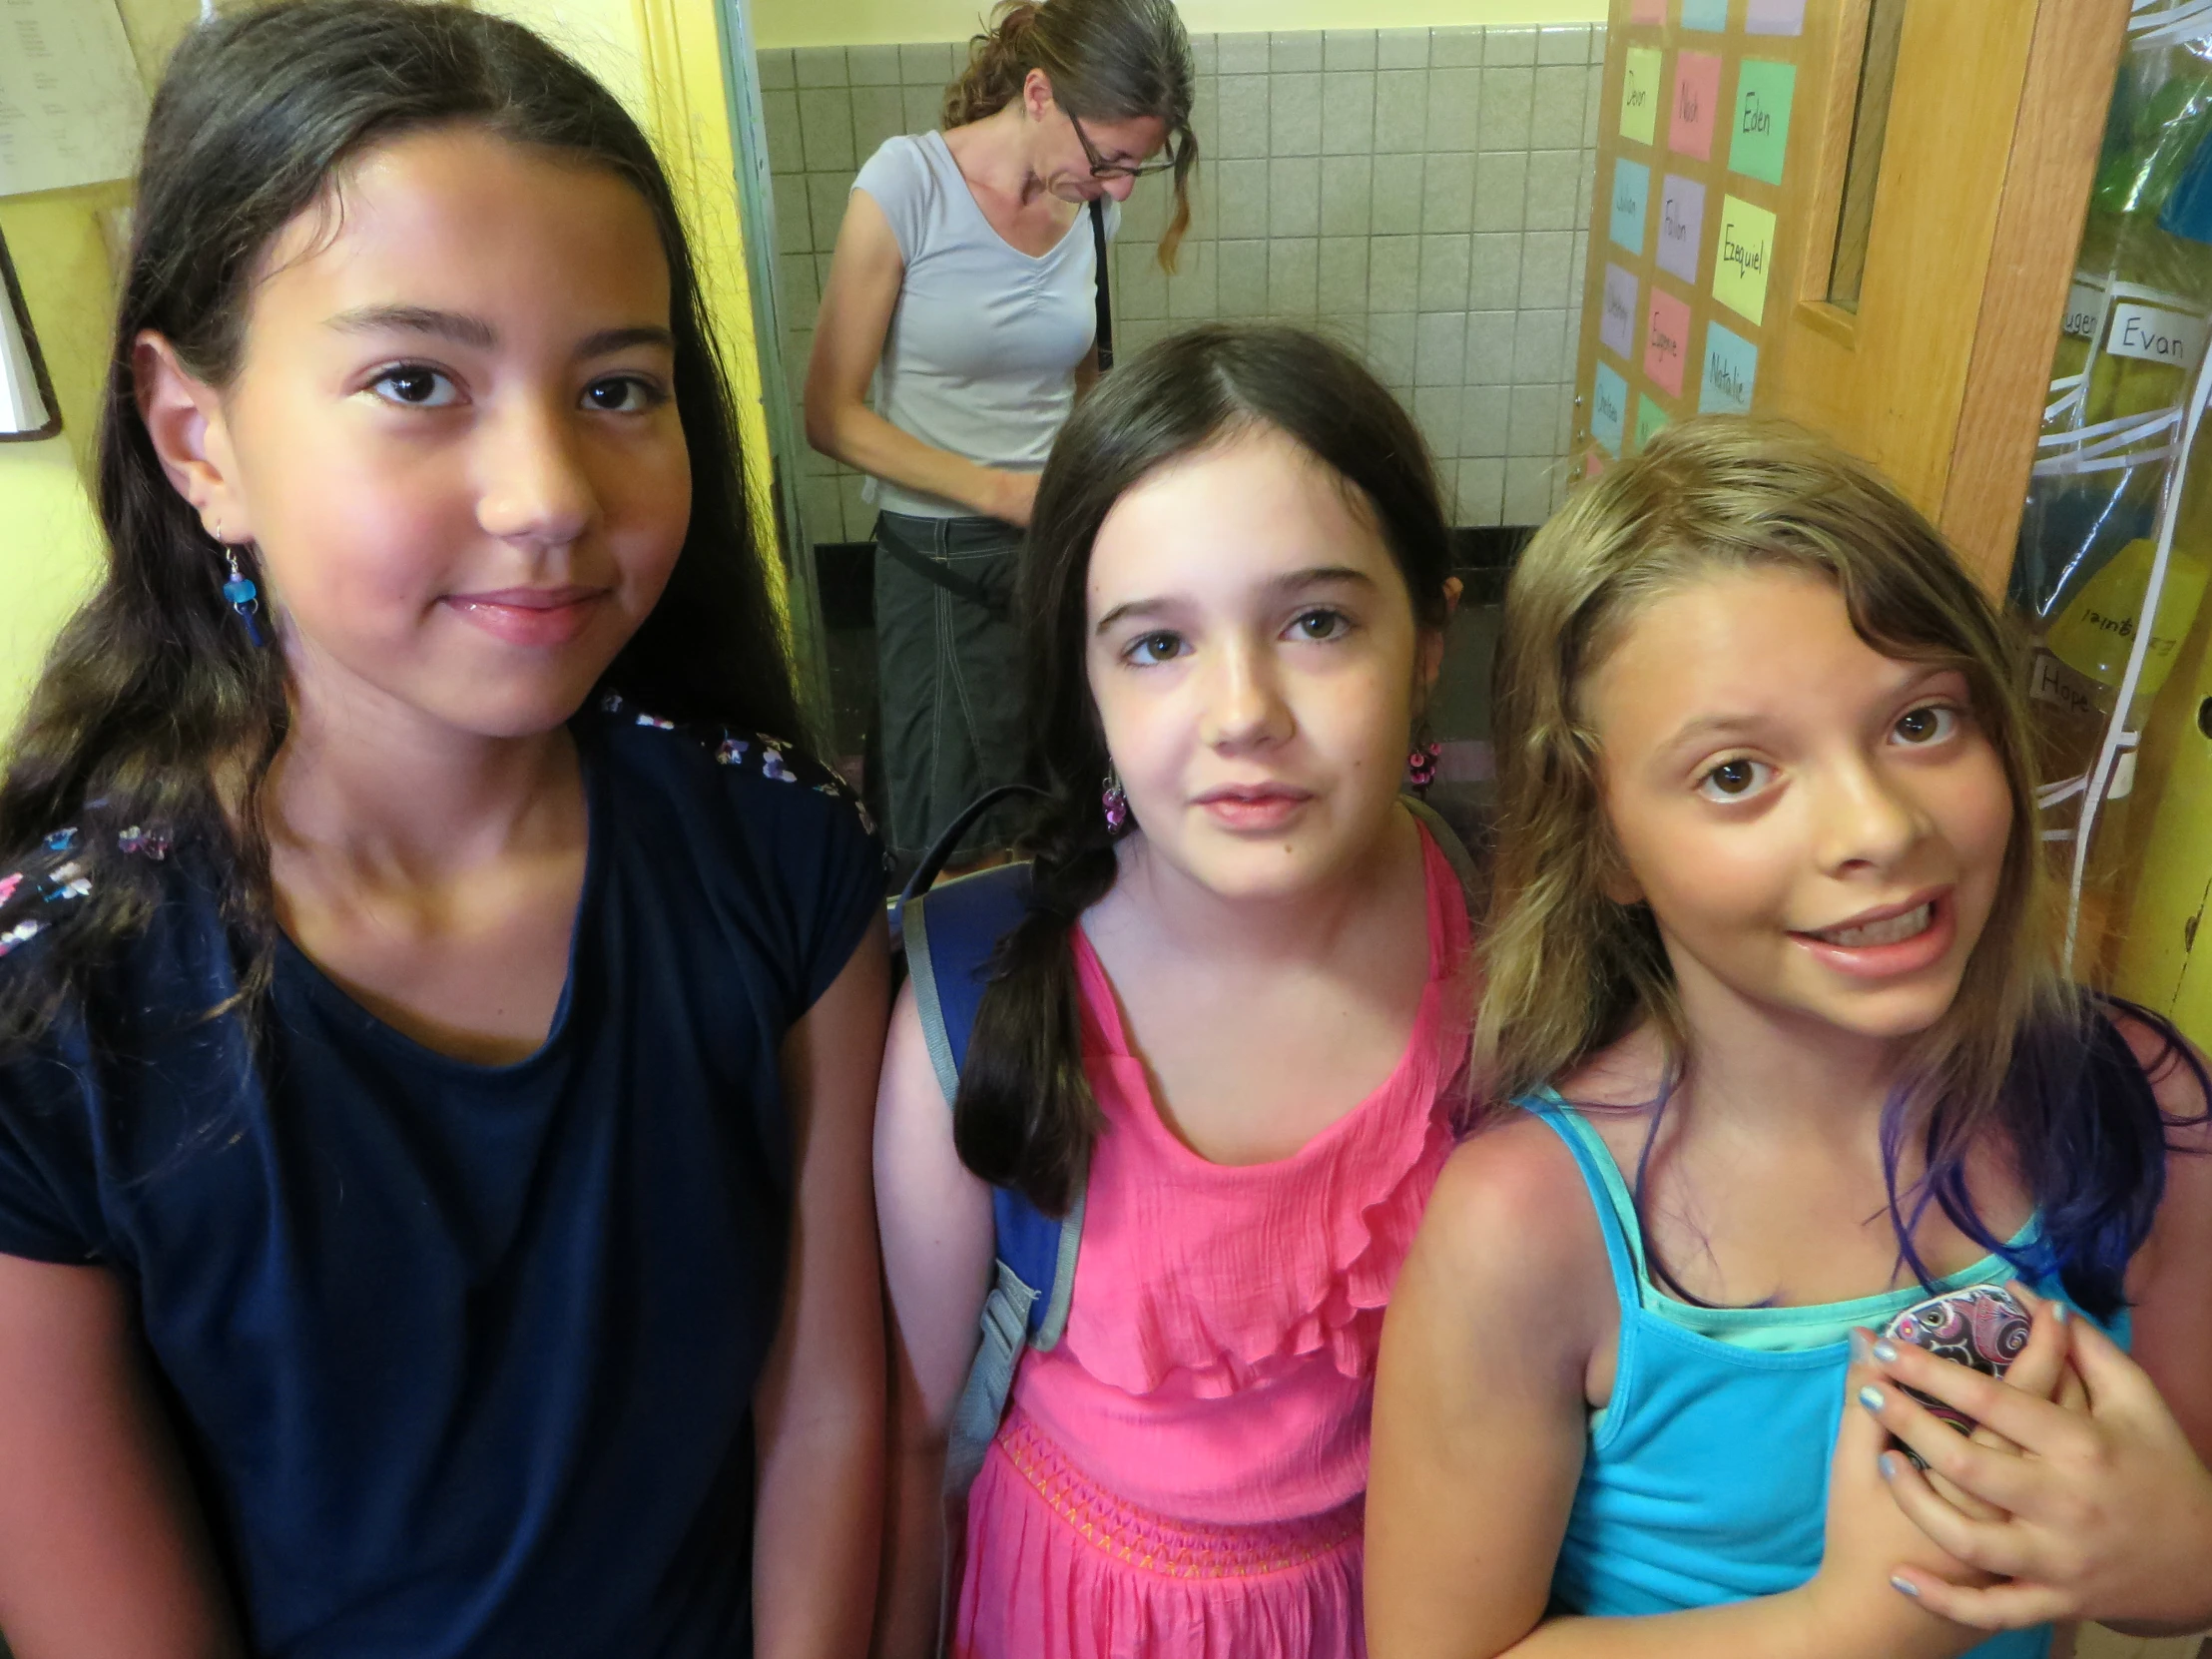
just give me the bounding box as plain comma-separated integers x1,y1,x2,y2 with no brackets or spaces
1635,393,1670,452
1728,59,1796,185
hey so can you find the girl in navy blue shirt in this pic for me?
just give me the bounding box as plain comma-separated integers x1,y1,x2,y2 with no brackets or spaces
0,6,885,1655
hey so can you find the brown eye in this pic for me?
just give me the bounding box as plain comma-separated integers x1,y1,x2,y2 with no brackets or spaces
1695,757,1772,803
1892,705,1958,747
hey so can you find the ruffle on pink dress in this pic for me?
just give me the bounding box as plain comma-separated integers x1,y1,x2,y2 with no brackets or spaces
955,825,1473,1659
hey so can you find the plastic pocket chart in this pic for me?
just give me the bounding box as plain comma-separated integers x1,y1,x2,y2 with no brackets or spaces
1573,0,1820,465
0,0,149,198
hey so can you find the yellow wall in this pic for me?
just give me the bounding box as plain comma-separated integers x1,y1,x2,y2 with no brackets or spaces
753,0,1607,49
0,0,197,735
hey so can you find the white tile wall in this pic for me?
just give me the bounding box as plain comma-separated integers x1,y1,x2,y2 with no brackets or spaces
761,23,1604,537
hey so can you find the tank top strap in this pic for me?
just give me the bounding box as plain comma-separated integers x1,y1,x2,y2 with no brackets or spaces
1520,1092,1647,1314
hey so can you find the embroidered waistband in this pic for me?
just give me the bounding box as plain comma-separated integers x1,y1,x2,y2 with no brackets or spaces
994,1409,1364,1580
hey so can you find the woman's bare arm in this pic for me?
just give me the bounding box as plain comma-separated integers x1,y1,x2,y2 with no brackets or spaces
0,1255,239,1659
804,190,1036,526
753,917,891,1659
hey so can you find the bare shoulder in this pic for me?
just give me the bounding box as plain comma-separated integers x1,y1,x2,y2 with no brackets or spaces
2107,1005,2212,1152
1412,1109,1615,1358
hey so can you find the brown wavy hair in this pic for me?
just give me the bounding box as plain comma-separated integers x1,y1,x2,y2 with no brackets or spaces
943,0,1197,269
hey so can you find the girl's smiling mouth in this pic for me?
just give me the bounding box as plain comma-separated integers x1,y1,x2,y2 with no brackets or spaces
1789,888,1955,979
444,585,608,646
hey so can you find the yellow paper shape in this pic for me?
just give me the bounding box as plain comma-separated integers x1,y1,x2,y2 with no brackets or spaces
1712,195,1778,325
1621,48,1662,147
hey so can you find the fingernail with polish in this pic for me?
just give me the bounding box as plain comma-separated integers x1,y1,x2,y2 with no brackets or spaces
1872,1339,1899,1365
2052,1302,2071,1325
1850,1330,1873,1365
1877,1451,1900,1480
1859,1384,1886,1411
1891,1575,1921,1599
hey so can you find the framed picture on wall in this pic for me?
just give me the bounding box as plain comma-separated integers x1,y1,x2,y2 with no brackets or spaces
0,229,62,443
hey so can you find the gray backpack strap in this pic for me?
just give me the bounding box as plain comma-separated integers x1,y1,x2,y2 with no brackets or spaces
1403,793,1483,912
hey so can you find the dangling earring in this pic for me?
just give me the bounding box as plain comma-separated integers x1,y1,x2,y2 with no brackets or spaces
1405,722,1441,795
1101,767,1131,835
213,525,267,648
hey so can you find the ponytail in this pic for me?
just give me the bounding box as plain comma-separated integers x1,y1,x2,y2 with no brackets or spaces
938,0,1199,270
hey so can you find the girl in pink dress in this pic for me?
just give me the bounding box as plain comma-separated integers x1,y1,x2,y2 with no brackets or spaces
873,322,1476,1659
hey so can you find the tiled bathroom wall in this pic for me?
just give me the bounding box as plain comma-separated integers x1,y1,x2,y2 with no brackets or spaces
759,23,1605,543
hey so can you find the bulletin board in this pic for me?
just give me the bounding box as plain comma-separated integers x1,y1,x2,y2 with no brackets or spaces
1571,0,1825,469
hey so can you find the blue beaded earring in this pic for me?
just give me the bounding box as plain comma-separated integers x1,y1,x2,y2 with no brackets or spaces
213,523,266,647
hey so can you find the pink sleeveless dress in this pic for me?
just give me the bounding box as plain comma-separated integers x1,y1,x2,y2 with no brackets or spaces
953,827,1472,1659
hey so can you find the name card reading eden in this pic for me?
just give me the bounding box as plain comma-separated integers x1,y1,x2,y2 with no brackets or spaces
1601,264,1640,358
1657,173,1706,284
1593,361,1629,456
1729,59,1796,185
1611,158,1652,255
1669,52,1722,160
1713,194,1777,324
1644,286,1692,396
1699,320,1759,413
1621,48,1662,147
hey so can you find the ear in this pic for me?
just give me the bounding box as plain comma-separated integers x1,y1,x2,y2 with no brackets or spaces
1415,575,1463,694
134,330,251,542
1023,67,1055,121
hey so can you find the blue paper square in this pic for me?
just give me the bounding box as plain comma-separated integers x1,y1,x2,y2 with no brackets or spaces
1698,321,1759,414
1592,361,1629,455
1682,0,1729,28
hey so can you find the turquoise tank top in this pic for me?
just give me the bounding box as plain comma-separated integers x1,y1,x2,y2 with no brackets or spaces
1526,1095,2131,1659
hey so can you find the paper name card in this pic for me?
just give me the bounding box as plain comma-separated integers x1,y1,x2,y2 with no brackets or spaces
1657,173,1707,283
1699,320,1759,413
1592,361,1629,456
0,0,149,198
1621,48,1663,147
1644,286,1692,396
1636,393,1670,451
1611,158,1652,254
1630,0,1666,22
2106,300,2210,370
1669,52,1723,160
1680,0,1728,30
1713,194,1777,324
1729,59,1796,185
1601,264,1640,358
1746,0,1807,33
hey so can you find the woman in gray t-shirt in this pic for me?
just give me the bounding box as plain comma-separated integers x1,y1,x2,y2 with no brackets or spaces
805,0,1195,872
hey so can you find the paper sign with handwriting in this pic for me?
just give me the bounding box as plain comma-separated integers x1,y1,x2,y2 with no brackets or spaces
1592,361,1628,456
1611,158,1651,254
1621,48,1662,146
1601,264,1640,358
1698,320,1759,413
1681,0,1728,29
1636,393,1671,451
1713,194,1777,323
1747,0,1806,33
1729,59,1796,185
1669,52,1723,159
1656,173,1706,283
1644,287,1692,396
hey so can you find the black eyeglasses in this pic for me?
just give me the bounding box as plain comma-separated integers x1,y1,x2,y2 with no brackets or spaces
1067,110,1178,181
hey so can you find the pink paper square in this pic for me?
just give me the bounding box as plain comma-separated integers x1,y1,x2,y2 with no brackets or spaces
1644,287,1692,397
1630,0,1665,22
1669,52,1722,160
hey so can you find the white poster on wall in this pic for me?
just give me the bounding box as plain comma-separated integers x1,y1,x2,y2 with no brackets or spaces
0,0,149,198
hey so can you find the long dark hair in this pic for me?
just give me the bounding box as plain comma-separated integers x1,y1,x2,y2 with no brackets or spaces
944,0,1198,268
0,0,802,1047
954,323,1455,1212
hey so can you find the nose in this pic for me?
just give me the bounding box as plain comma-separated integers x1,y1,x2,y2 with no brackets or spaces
1103,174,1138,203
1813,753,1924,875
475,396,596,553
1199,634,1293,753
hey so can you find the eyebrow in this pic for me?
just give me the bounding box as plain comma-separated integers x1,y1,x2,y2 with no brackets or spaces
1092,565,1378,634
1650,667,1961,763
325,306,676,358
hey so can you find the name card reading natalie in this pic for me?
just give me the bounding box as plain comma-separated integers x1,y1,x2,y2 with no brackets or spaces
1713,193,1777,324
1699,319,1759,413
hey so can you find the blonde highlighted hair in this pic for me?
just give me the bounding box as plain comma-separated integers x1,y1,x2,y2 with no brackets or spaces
1477,417,2068,1145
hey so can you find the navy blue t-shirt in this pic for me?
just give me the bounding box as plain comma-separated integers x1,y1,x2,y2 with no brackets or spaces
0,698,881,1658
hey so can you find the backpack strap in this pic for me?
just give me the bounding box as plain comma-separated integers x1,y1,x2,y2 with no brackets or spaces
1402,793,1483,916
901,862,1087,1497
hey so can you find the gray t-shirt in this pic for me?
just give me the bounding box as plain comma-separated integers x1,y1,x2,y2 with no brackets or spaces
852,131,1117,519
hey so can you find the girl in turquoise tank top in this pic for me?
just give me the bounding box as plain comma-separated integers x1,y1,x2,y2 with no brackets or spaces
1367,418,2212,1659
